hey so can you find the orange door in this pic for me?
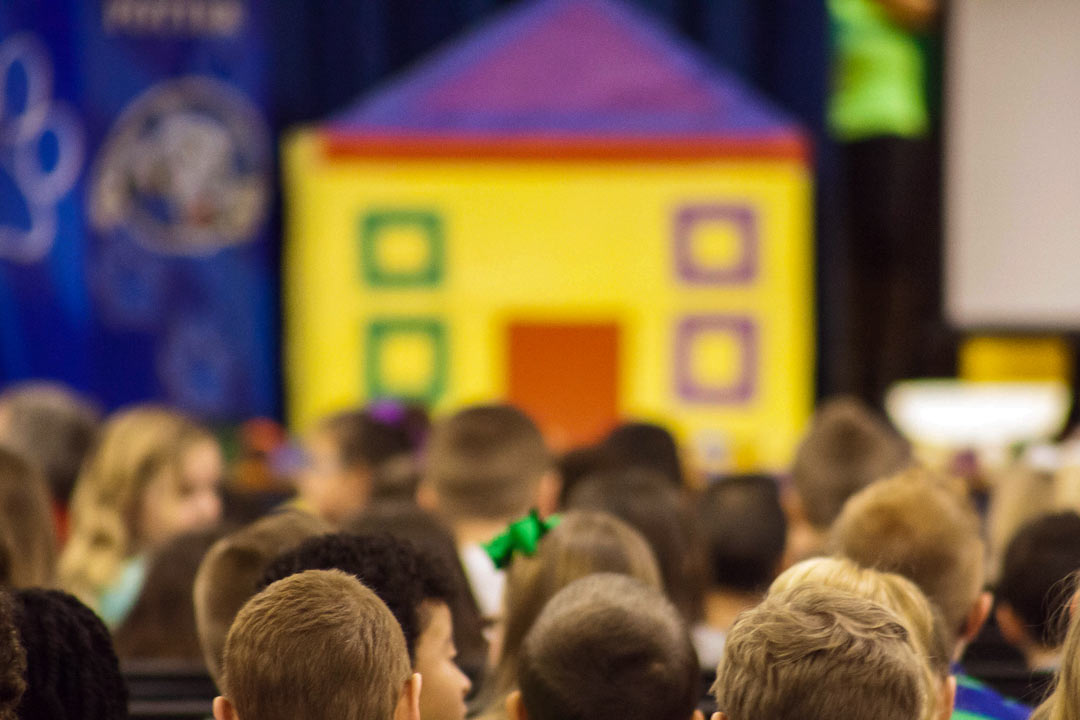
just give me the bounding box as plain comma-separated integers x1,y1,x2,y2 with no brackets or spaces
507,322,619,451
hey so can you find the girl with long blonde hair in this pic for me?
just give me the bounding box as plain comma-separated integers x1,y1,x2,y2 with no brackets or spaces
58,405,222,626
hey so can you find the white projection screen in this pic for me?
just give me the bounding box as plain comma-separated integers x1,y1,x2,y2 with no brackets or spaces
946,0,1080,328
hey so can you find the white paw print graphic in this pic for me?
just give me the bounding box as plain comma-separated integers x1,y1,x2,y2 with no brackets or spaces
0,32,83,263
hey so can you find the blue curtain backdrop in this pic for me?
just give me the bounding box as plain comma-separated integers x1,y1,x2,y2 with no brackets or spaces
0,0,828,421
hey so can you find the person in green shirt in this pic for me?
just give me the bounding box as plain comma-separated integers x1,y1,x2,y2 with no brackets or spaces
829,0,943,407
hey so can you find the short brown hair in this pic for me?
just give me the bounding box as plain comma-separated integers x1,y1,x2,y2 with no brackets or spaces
792,396,910,528
193,511,329,685
518,573,698,720
222,569,411,720
829,467,985,647
422,405,550,520
714,585,926,720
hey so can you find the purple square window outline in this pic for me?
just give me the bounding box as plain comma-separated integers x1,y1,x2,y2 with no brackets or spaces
675,315,757,405
674,204,758,285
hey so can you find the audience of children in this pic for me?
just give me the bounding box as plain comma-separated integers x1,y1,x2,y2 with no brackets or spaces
713,585,928,720
346,502,489,682
9,384,1080,720
0,592,24,720
567,468,704,623
694,474,788,670
418,405,559,621
0,449,56,589
769,556,954,720
992,512,1080,704
785,395,911,563
212,568,421,720
59,406,224,627
258,532,472,720
510,573,701,720
293,406,418,523
830,468,1031,720
113,526,228,665
13,588,129,720
194,510,330,686
0,382,100,542
476,510,663,720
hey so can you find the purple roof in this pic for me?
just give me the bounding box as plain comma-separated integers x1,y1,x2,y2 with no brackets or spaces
327,0,800,140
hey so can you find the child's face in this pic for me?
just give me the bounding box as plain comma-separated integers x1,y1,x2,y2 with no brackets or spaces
414,601,471,720
138,438,223,550
298,430,370,523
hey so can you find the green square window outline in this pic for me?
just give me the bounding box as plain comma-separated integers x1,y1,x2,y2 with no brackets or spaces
365,317,449,405
360,209,445,288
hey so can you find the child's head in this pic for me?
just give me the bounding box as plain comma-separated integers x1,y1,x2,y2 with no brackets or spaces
300,408,416,523
713,585,926,720
1032,587,1080,720
996,512,1080,655
0,448,56,588
114,526,226,663
601,421,684,488
484,511,662,711
0,381,100,508
510,573,699,720
791,396,910,530
568,468,703,621
59,406,223,608
421,405,555,523
347,503,488,679
260,533,471,720
829,467,988,654
213,569,419,720
13,588,128,720
0,592,25,720
194,510,330,686
700,475,787,595
770,557,953,720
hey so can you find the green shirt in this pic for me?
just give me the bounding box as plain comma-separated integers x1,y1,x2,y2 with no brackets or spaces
828,0,930,140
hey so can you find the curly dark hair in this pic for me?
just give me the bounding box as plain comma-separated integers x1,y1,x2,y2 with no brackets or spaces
259,532,454,663
0,592,26,720
14,588,128,720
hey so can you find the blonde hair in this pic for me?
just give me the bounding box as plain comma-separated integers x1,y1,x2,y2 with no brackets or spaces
58,406,212,610
223,569,411,720
714,585,926,720
0,448,56,588
478,511,662,719
1033,578,1080,720
770,557,951,720
193,511,332,686
829,466,985,648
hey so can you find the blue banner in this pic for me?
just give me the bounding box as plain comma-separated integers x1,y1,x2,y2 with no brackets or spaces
0,0,276,419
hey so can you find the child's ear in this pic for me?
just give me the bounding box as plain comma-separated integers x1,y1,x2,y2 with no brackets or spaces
213,697,238,720
395,673,422,720
711,713,727,720
690,711,705,720
995,603,1028,648
960,592,993,651
416,482,438,512
535,470,562,517
506,690,528,720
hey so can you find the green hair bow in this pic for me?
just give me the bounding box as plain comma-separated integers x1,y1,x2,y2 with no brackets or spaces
483,510,562,570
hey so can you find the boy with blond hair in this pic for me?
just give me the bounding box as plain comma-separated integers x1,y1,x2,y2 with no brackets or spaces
712,584,926,720
419,405,559,619
830,468,1031,720
193,511,330,686
212,569,420,720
